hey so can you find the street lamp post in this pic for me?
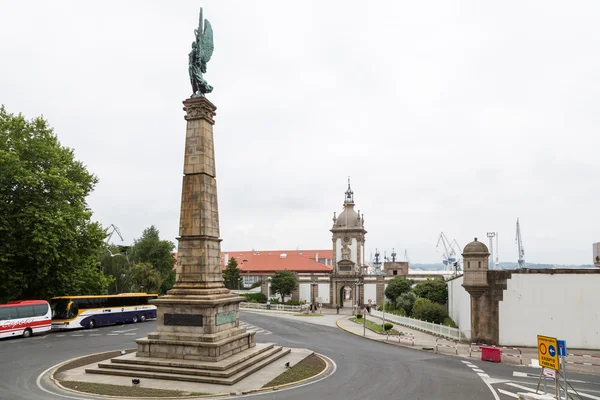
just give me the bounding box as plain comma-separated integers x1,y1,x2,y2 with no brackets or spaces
310,280,318,314
355,278,365,336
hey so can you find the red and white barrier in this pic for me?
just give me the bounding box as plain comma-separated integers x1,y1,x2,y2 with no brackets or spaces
436,337,458,355
387,333,415,346
469,343,522,365
566,353,600,367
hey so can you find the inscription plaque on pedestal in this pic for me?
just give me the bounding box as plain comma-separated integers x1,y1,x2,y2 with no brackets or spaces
216,311,236,326
164,313,203,327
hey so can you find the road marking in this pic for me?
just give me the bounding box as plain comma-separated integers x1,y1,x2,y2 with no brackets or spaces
578,392,600,400
124,333,137,336
513,371,529,378
506,383,545,394
478,372,490,378
69,334,84,337
55,334,65,337
498,388,519,398
473,368,485,373
111,328,138,333
462,361,499,400
107,333,119,336
89,334,101,336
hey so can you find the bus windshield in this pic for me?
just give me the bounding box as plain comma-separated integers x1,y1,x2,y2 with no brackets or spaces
50,298,72,319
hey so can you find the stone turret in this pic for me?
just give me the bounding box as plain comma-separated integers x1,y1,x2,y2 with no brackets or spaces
462,238,490,298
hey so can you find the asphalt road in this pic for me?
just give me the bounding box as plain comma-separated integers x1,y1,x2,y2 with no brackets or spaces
1,313,600,400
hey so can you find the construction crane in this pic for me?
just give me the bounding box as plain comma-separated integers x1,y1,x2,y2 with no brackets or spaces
449,239,463,271
487,232,498,270
436,232,459,271
404,249,410,267
516,218,525,268
105,224,124,245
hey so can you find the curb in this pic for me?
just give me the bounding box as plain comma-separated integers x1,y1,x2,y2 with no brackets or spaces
47,349,334,399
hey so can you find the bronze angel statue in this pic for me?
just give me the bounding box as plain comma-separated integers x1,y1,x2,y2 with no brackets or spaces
189,8,214,97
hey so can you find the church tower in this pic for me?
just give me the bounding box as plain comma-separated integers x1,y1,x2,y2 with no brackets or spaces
331,179,367,275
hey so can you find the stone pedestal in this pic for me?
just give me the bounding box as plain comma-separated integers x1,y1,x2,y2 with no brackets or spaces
135,96,255,361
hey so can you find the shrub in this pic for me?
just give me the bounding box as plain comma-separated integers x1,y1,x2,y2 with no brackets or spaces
395,292,417,316
285,300,300,306
413,279,448,305
385,277,412,302
242,292,267,303
356,313,363,319
383,322,393,331
412,298,448,324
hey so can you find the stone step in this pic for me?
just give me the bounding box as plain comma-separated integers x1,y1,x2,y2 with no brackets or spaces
97,346,283,378
112,343,274,371
86,347,292,385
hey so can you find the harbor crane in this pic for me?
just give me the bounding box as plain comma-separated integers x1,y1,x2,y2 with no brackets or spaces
516,218,525,268
404,249,410,267
436,232,461,271
487,232,499,269
105,224,124,245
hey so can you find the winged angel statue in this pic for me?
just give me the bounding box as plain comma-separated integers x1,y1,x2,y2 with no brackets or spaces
189,8,214,97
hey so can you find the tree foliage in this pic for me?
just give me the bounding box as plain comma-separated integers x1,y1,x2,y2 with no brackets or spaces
223,257,243,290
384,276,412,302
0,106,109,302
412,279,448,304
130,263,162,294
129,226,175,294
395,291,418,316
100,245,132,294
270,270,297,303
412,298,448,324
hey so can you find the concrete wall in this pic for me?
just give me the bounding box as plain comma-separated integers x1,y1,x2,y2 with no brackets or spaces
499,273,600,348
299,283,310,303
447,276,471,339
364,284,377,305
594,242,600,267
318,283,330,303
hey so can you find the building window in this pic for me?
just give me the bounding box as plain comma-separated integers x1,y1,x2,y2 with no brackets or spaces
468,261,470,269
393,270,398,276
478,261,481,268
242,275,261,288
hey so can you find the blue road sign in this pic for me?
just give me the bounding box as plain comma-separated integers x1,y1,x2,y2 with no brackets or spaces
549,345,557,357
558,340,567,357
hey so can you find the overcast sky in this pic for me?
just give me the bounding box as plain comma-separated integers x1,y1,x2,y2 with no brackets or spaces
1,1,599,265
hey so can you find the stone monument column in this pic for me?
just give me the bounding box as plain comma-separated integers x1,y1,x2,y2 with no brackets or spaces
135,97,256,361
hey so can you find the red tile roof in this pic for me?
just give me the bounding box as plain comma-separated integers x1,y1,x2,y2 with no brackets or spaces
221,251,332,273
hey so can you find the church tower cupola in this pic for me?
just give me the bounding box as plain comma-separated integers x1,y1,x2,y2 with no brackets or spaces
330,178,367,276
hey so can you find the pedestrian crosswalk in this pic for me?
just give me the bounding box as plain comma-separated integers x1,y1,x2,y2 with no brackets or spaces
239,321,271,335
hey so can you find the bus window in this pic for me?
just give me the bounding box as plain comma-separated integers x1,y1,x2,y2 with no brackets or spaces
50,298,71,319
69,302,79,318
17,306,35,319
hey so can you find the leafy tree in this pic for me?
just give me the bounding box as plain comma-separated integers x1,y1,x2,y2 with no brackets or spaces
412,298,448,324
223,257,243,289
250,280,262,289
396,291,418,316
100,245,132,294
130,226,175,294
270,270,297,303
0,106,110,302
131,263,162,294
413,279,448,304
384,276,412,302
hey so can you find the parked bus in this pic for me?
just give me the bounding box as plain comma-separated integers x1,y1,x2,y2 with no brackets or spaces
0,300,52,339
50,293,158,330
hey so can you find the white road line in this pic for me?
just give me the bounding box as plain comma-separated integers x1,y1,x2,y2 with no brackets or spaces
578,392,600,400
69,334,84,337
463,362,499,400
473,368,485,373
56,334,65,337
107,333,119,336
513,371,529,378
478,373,490,378
89,334,101,336
498,388,519,398
506,383,545,394
111,328,138,333
124,333,137,336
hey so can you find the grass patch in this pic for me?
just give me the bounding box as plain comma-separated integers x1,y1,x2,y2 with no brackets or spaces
443,316,457,328
293,313,324,317
350,317,399,335
59,381,210,397
262,354,325,388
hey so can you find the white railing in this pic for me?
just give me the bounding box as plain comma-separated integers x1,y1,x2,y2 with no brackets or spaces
371,309,465,341
239,302,301,312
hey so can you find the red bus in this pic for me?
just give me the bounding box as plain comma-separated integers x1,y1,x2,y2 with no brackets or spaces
0,300,52,339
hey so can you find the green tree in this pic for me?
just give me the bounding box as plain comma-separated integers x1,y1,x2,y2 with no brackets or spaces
131,263,162,294
130,226,175,294
412,298,448,324
100,245,132,294
396,291,418,316
384,276,412,302
270,270,297,303
0,106,110,302
413,279,448,304
223,257,243,289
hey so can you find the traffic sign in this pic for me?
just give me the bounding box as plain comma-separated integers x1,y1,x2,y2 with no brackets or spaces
538,335,560,371
558,340,567,357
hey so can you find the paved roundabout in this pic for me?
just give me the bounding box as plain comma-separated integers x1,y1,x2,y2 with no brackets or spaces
3,312,600,400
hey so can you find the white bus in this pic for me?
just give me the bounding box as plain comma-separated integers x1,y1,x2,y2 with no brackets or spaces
50,293,158,330
0,300,52,339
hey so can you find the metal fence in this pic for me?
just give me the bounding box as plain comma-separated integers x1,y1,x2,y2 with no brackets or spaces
371,309,465,341
239,302,301,313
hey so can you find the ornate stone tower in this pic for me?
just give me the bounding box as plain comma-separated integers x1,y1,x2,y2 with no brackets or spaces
331,180,366,275
330,180,367,308
462,238,490,298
